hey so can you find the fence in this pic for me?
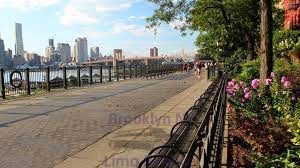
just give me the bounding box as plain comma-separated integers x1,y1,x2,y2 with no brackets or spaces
0,64,182,99
137,70,227,168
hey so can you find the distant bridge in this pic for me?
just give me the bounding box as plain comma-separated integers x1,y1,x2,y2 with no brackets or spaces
80,56,214,66
80,57,183,66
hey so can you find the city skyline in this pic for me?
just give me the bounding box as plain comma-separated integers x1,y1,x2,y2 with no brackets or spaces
0,0,197,57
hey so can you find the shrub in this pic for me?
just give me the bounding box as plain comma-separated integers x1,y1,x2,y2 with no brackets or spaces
273,30,300,58
223,48,246,78
238,59,260,83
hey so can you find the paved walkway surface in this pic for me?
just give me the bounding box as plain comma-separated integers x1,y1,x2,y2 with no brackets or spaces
54,72,211,168
0,72,209,168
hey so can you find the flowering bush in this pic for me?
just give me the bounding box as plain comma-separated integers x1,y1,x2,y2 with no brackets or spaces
273,30,300,58
226,72,300,166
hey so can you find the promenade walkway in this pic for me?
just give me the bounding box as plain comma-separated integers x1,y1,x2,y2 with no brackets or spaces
54,72,210,168
0,73,207,168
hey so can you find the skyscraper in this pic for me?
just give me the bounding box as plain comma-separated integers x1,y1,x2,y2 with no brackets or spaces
0,38,5,66
49,39,54,47
0,38,4,51
90,47,100,57
150,47,158,57
14,23,24,57
57,43,71,63
74,37,88,63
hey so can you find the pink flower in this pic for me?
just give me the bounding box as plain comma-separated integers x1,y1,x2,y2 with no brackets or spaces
244,87,250,94
251,79,260,89
292,96,296,101
242,98,246,102
244,93,251,99
240,81,246,88
271,72,276,78
234,84,240,91
258,92,263,97
228,80,235,87
227,89,235,96
283,81,291,88
265,78,272,85
281,76,288,84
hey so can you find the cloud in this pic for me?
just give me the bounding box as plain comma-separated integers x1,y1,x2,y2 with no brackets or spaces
128,16,147,20
79,20,162,39
59,0,141,26
0,0,60,10
59,3,99,26
111,21,150,36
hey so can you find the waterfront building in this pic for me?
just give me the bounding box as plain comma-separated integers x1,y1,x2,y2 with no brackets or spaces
150,47,158,57
14,23,24,56
57,43,71,63
74,37,88,63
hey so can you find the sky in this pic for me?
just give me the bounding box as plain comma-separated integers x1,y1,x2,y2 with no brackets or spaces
0,0,198,58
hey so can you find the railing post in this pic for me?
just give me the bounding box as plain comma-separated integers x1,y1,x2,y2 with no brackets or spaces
100,66,103,83
46,67,50,92
146,65,149,79
116,66,119,81
77,67,81,87
135,65,137,78
155,64,159,77
123,65,126,80
129,65,132,79
109,66,112,82
0,68,5,99
140,65,143,77
89,66,93,85
63,67,67,89
25,68,30,95
207,66,210,80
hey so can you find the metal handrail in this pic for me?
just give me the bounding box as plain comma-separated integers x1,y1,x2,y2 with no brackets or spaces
137,74,227,168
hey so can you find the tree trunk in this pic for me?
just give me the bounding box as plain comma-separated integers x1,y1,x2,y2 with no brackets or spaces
259,0,273,82
246,33,255,60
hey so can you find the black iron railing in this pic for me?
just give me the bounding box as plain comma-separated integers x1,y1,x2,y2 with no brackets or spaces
0,64,182,99
137,72,227,168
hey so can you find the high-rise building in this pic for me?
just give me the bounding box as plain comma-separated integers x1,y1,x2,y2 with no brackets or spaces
14,23,24,57
0,38,4,51
49,39,54,47
150,47,158,57
45,46,54,60
0,38,5,66
6,48,12,60
74,37,88,63
90,47,100,57
113,49,123,59
57,43,71,63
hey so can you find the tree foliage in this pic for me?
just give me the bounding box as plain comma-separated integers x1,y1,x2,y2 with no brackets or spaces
147,0,260,62
147,0,284,78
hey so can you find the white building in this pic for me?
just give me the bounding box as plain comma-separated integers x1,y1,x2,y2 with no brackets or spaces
14,23,24,57
74,37,88,63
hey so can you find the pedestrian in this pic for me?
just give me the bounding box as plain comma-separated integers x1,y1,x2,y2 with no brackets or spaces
197,62,202,78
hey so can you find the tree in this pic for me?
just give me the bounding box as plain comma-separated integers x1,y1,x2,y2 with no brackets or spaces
259,0,273,82
147,0,260,61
